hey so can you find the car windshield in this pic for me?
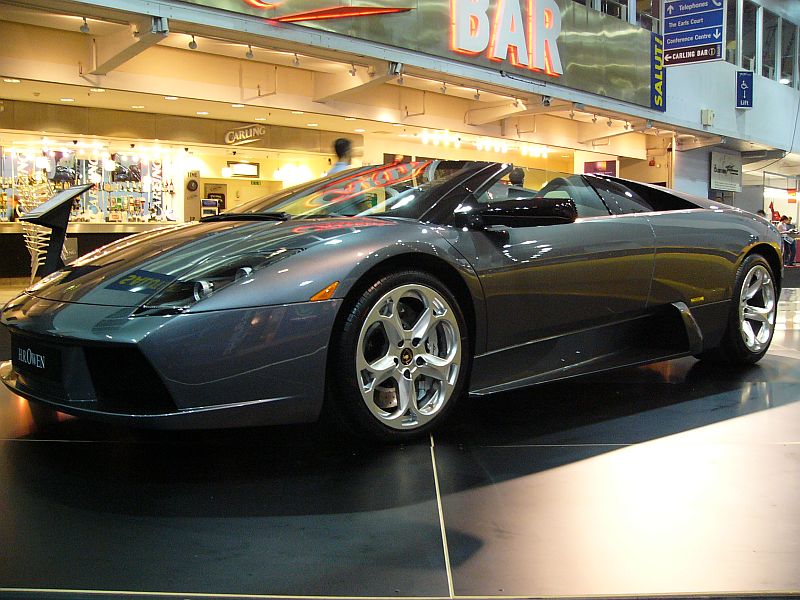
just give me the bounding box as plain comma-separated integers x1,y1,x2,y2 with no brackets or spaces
232,160,475,220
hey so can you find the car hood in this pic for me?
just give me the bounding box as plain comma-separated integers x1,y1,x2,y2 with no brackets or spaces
19,217,399,307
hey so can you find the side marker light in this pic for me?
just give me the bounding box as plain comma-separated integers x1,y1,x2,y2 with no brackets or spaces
310,281,339,302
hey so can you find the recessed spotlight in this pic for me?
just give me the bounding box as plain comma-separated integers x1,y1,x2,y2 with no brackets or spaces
60,98,75,102
197,111,209,115
90,87,105,92
344,117,356,121
291,110,304,115
231,104,245,108
306,123,318,127
131,105,145,109
164,96,178,100
354,128,366,133
3,78,21,83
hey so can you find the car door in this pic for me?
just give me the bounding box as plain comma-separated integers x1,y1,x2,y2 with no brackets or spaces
445,175,655,390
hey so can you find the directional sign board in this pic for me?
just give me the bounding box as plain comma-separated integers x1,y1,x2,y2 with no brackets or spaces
664,0,725,66
736,71,753,109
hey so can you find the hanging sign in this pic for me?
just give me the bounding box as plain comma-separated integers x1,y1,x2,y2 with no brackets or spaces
736,71,754,109
663,0,724,66
710,151,742,193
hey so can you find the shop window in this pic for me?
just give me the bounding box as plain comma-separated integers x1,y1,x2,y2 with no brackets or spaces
636,0,660,33
781,20,797,86
741,1,758,72
725,0,738,65
600,0,627,21
762,10,779,80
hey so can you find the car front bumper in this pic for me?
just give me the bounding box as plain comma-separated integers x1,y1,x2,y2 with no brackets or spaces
2,293,340,428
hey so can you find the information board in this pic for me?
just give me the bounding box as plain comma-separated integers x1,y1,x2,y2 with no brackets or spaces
664,0,724,66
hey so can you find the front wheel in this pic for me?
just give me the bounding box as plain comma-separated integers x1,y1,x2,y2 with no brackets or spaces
698,254,777,364
328,271,470,441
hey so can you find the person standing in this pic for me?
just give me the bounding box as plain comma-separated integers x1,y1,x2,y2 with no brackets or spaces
778,215,797,266
327,138,353,175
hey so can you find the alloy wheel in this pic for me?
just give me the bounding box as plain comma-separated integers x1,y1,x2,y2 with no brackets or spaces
738,264,776,353
355,283,461,429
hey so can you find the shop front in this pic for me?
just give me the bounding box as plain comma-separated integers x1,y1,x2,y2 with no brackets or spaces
0,0,680,278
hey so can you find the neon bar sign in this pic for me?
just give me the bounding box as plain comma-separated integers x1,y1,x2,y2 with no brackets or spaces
450,0,563,77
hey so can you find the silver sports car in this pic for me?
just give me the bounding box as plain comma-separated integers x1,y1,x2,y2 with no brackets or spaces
1,160,783,440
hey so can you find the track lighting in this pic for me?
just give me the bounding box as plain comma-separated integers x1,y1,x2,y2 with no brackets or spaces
592,114,598,123
607,118,614,127
245,45,254,59
397,74,404,85
625,121,631,130
188,35,197,50
569,109,575,119
646,119,654,129
79,18,90,34
349,64,357,76
440,82,447,94
292,53,300,67
474,89,481,101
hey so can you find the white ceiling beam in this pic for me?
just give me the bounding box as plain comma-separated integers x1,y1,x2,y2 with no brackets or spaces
313,64,397,103
89,16,168,76
464,100,528,126
675,135,725,151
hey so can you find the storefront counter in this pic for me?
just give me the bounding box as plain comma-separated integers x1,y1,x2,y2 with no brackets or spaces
0,221,177,278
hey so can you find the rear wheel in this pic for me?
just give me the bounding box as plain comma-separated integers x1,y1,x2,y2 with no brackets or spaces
698,254,777,364
329,271,469,441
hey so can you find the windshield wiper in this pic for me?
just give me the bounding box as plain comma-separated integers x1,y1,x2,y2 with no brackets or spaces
201,212,292,222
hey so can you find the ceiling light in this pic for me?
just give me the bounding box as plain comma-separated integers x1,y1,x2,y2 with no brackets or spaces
344,117,356,121
349,64,357,77
291,110,304,115
60,98,75,102
646,119,653,128
592,114,598,123
90,87,105,92
231,103,245,108
306,123,318,127
79,18,90,34
607,118,614,127
354,128,366,133
131,105,145,109
3,78,21,83
392,123,403,127
292,53,300,67
474,89,481,101
440,82,447,94
397,75,404,85
569,110,575,119
197,111,209,115
188,35,198,50
254,117,267,121
164,96,178,100
625,121,631,130
245,45,254,59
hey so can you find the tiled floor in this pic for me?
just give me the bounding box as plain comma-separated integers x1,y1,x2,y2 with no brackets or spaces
0,284,798,599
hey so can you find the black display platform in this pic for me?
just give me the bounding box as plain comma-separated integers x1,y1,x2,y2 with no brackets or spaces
1,340,799,599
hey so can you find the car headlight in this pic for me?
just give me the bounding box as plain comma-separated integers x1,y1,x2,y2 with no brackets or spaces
134,248,300,316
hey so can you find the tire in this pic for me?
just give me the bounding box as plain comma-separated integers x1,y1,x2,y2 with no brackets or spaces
697,254,777,364
328,270,470,441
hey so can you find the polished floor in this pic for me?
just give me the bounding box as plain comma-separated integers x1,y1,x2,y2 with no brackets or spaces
0,284,798,599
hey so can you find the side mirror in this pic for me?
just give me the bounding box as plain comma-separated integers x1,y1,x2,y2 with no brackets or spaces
458,197,578,229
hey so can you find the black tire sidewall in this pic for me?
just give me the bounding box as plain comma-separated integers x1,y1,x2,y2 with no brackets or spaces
330,270,470,441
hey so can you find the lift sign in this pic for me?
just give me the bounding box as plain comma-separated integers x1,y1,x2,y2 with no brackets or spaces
450,0,563,76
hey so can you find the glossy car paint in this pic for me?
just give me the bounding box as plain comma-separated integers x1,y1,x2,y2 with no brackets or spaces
0,165,784,429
